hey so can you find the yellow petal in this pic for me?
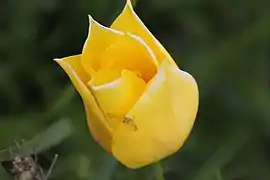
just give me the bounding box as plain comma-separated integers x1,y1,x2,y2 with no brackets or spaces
82,16,124,76
111,61,199,168
88,69,146,128
111,0,176,65
101,33,158,82
89,68,121,87
54,55,113,151
57,54,90,83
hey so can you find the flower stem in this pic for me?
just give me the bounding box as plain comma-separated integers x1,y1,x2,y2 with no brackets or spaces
154,162,165,180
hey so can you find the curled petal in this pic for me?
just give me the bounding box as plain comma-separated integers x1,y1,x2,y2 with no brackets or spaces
89,68,121,87
100,33,158,82
111,0,176,65
111,61,199,168
89,69,146,123
82,16,124,76
54,55,113,151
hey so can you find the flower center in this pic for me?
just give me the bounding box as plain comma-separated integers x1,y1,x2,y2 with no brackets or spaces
100,33,158,82
86,33,158,121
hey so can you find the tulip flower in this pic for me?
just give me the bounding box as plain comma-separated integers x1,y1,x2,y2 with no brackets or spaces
54,0,199,169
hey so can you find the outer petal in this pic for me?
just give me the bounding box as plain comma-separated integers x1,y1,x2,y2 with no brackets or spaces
82,16,124,75
54,55,113,151
111,0,176,65
112,61,199,168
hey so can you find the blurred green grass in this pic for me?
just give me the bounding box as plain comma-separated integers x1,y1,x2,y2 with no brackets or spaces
1,0,270,179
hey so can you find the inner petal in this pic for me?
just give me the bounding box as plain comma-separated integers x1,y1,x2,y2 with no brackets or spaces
82,16,124,77
100,33,158,82
110,0,176,65
87,69,146,127
89,68,121,87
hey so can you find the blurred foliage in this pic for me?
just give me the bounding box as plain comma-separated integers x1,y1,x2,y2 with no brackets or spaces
1,0,270,179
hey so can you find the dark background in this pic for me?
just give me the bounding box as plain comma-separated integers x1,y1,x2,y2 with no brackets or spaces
1,0,270,179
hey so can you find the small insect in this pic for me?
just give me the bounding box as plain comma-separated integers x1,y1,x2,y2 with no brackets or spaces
106,113,138,131
1,140,58,180
122,115,138,131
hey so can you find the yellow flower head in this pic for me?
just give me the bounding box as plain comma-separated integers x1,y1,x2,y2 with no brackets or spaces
54,0,199,169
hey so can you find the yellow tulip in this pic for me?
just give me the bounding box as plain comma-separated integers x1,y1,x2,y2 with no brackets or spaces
54,0,199,169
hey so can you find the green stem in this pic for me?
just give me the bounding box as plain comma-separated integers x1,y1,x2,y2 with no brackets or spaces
215,169,223,180
154,162,165,180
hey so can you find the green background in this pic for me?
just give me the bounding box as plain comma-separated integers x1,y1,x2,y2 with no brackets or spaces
1,0,270,179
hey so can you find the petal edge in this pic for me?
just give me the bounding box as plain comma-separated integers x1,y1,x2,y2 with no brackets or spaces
111,61,199,168
111,0,176,65
54,55,113,151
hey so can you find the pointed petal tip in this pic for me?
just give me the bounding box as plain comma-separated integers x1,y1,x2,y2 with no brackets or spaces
87,14,95,30
126,0,133,7
87,14,96,25
53,58,64,66
53,58,61,62
116,0,135,21
88,14,101,25
87,14,92,20
53,58,69,67
125,0,136,14
87,14,124,36
87,14,106,32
